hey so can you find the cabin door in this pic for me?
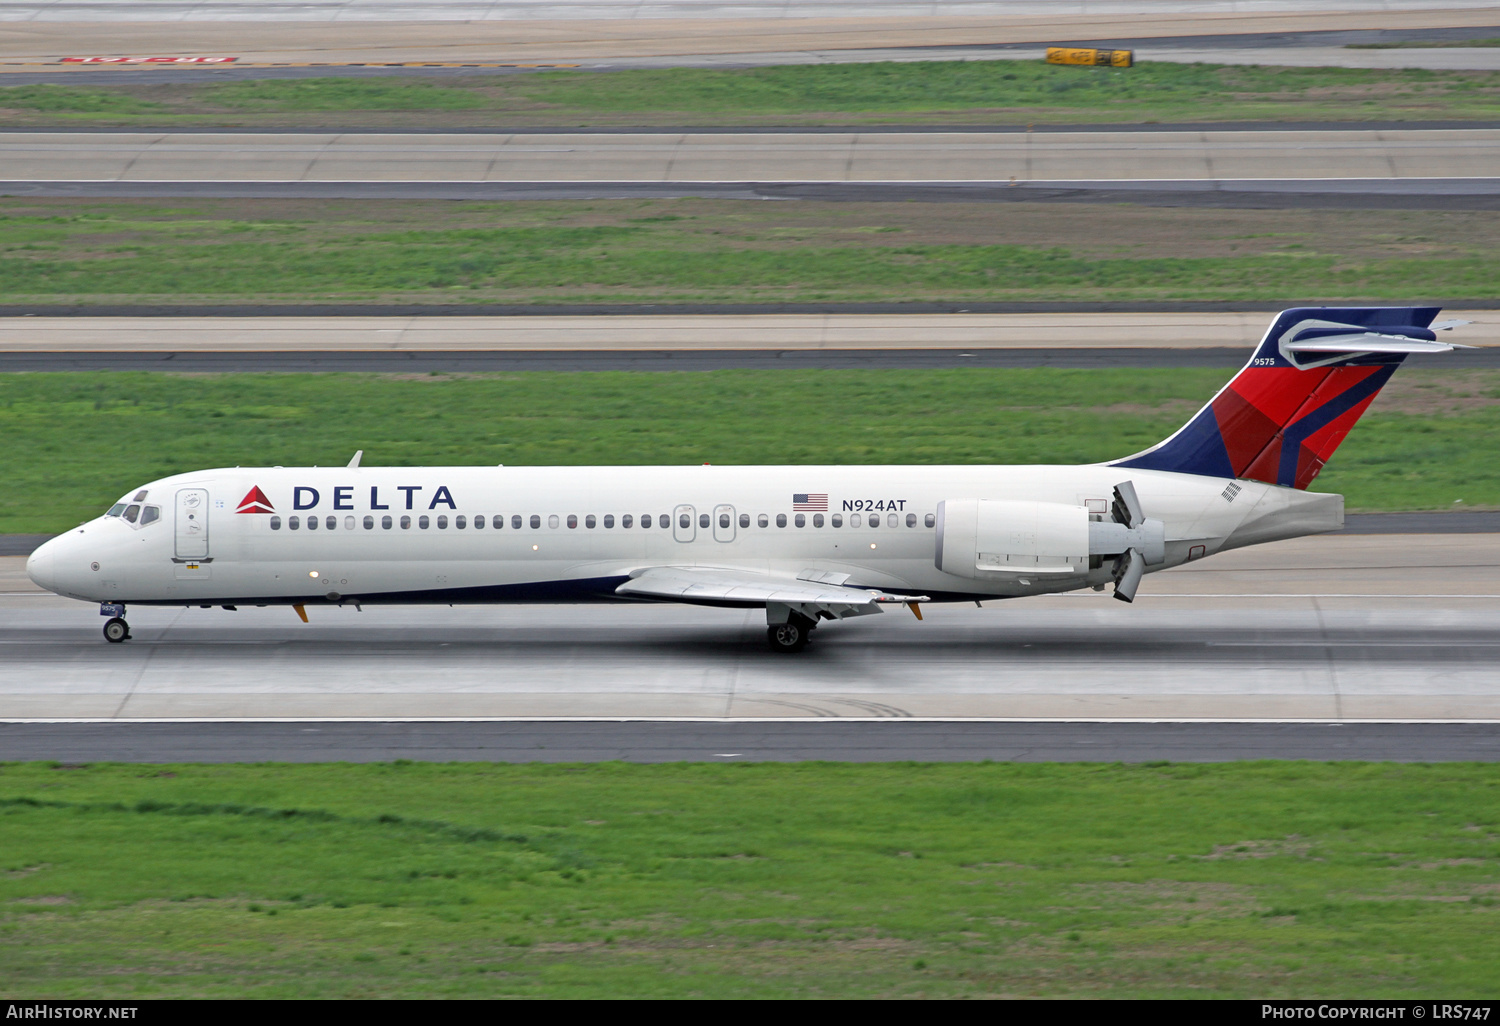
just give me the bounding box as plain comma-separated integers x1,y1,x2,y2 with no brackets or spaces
713,504,736,542
174,488,211,560
673,504,696,543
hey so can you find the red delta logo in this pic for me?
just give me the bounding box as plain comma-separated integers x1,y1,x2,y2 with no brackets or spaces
236,486,275,515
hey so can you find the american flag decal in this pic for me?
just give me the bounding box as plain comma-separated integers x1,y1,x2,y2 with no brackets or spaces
792,493,828,511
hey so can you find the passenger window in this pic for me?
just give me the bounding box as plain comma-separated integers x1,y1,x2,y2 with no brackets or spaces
307,515,318,531
680,513,691,529
868,514,879,528
345,516,356,530
776,514,787,528
925,513,935,528
530,515,541,529
906,513,917,528
548,514,560,529
848,514,858,528
738,513,749,528
123,504,140,524
511,515,521,529
140,506,160,526
133,490,148,502
456,515,467,529
364,515,375,530
107,504,126,517
658,514,669,529
437,515,448,529
270,516,282,530
757,514,768,528
622,514,633,528
719,513,730,529
326,516,337,531
495,515,506,529
832,514,843,527
813,513,824,528
698,513,709,529
401,516,411,529
887,513,898,528
289,516,300,530
641,514,652,529
567,515,578,529
794,514,805,528
419,515,430,529
603,514,614,528
382,515,393,530
586,515,596,529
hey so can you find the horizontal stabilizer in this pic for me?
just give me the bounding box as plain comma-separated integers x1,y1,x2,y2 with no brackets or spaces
1285,332,1470,354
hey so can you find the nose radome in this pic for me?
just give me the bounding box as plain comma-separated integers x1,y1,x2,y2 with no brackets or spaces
25,541,55,593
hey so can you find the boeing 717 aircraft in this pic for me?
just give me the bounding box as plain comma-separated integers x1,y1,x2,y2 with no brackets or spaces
26,307,1469,651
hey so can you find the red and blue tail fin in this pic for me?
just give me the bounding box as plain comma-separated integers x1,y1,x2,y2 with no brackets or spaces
1112,307,1458,489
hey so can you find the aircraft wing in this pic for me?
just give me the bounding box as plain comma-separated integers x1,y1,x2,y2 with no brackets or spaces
615,566,927,610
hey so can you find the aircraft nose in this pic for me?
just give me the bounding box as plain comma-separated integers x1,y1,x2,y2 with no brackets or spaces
26,541,55,593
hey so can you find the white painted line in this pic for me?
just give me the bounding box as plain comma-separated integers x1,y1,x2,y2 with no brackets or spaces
3,717,1498,725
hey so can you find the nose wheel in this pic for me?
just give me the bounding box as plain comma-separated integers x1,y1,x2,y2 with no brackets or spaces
103,617,130,643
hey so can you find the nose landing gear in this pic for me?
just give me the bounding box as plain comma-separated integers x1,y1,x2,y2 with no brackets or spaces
100,603,129,643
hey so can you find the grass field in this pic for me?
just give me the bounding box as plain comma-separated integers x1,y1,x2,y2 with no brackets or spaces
2,761,1497,998
1,198,1497,307
3,368,1497,534
3,60,1500,127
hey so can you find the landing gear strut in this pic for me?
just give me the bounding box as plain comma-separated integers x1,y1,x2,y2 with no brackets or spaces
766,613,816,653
102,617,130,643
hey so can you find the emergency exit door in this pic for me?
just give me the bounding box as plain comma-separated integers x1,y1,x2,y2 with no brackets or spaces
174,488,210,560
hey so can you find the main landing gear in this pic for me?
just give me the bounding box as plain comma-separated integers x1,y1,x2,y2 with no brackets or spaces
766,613,816,653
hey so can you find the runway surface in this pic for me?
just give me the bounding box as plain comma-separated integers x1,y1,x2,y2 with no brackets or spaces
7,130,1496,187
3,1,1496,71
9,176,1500,210
3,534,1499,723
4,720,1499,763
2,312,1493,372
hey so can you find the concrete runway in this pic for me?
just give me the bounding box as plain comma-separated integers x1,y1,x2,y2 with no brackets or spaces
9,176,1500,211
4,720,1499,762
7,130,1497,185
3,533,1499,723
1,313,1493,371
3,2,1497,71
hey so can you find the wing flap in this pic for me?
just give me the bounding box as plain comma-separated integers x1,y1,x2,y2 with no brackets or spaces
616,566,927,607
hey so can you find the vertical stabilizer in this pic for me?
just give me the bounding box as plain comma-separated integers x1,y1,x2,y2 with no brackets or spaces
1112,307,1457,489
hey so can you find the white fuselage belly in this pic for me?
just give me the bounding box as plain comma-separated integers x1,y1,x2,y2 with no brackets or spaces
38,463,1343,607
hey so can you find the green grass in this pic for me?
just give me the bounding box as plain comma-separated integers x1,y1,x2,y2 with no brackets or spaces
1,761,1497,997
4,60,1500,126
0,198,1497,305
4,369,1498,534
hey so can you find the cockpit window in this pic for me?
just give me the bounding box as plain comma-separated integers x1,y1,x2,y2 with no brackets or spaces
133,490,149,502
106,504,126,517
123,504,141,524
140,505,161,526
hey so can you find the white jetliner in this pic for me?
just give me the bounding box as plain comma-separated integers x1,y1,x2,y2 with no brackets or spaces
26,307,1469,652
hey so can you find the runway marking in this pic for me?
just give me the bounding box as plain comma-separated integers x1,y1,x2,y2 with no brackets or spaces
1,62,582,69
4,717,1499,725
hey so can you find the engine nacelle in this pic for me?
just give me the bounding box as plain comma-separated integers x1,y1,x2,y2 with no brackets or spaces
934,499,1091,581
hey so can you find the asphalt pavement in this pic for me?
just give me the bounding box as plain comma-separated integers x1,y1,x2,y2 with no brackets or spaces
4,720,1498,763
